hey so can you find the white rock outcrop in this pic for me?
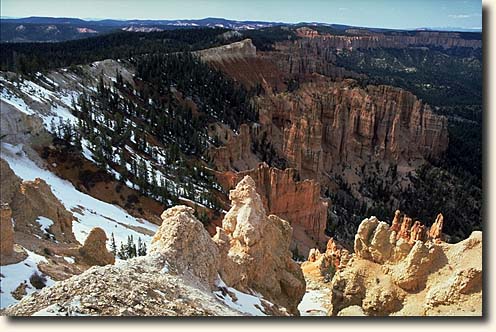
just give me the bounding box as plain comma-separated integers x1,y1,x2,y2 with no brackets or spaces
214,176,306,315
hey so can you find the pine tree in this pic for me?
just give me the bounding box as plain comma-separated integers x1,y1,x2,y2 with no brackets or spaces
126,235,133,258
119,148,128,181
126,235,137,258
137,237,147,256
110,233,117,256
118,242,127,260
116,69,123,86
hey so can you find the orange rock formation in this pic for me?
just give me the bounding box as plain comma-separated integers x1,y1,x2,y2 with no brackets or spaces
214,176,306,315
258,82,449,181
0,204,15,259
79,227,115,266
216,163,329,255
1,158,76,244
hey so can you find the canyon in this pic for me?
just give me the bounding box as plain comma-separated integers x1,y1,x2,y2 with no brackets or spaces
0,24,482,316
202,37,451,246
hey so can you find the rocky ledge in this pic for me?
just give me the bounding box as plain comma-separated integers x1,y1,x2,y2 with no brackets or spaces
3,175,305,316
305,211,482,316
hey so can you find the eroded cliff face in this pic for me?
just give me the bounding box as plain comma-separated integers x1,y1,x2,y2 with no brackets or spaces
257,80,448,182
0,158,76,245
203,38,449,250
195,39,257,62
0,205,15,261
295,27,482,50
208,123,260,172
216,163,329,255
203,38,450,182
197,38,286,89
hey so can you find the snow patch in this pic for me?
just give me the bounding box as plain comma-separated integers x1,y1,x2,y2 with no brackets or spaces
63,256,75,264
213,277,268,316
0,249,55,309
36,216,54,233
298,288,329,316
0,89,34,115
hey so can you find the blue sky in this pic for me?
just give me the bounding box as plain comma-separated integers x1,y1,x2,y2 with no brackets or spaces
0,0,482,30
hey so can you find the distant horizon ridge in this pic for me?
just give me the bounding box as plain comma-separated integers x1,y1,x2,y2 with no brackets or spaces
0,15,482,33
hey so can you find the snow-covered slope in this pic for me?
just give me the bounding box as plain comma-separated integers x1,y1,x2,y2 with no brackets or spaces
1,142,158,246
0,142,159,309
1,61,224,209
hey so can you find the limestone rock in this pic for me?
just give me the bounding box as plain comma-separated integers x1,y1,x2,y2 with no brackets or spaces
150,205,220,288
390,210,401,233
214,175,306,315
426,268,482,308
218,163,329,255
196,39,257,62
326,212,482,316
1,158,76,247
1,159,76,244
428,213,444,241
0,204,15,259
294,29,481,50
257,81,449,181
4,194,302,316
3,255,242,317
13,179,75,242
337,305,366,316
354,216,380,261
353,211,448,267
302,238,351,280
221,176,266,246
397,216,413,241
328,265,366,315
369,221,394,263
390,241,438,291
393,211,444,243
0,100,45,146
362,281,404,316
79,227,115,266
209,124,259,172
409,221,427,243
327,238,351,270
307,248,321,263
0,159,22,205
4,192,302,316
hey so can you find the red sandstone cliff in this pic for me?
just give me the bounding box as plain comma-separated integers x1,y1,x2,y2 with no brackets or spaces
295,27,482,50
257,80,449,180
208,123,260,172
201,39,449,252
